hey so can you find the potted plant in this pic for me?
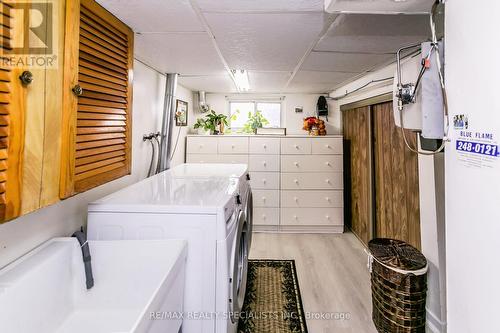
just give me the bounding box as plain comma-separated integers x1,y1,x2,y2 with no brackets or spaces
194,111,229,135
193,118,211,135
241,111,269,134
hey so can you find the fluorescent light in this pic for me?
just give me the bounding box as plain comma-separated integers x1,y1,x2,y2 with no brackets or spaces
231,69,250,92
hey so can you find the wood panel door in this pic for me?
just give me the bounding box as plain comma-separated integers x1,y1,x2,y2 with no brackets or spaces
373,102,421,249
342,106,373,246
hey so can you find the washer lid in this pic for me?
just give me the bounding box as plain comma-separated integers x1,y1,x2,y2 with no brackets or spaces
88,172,236,214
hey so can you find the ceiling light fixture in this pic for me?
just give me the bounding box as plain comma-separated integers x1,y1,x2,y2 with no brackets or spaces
231,70,250,92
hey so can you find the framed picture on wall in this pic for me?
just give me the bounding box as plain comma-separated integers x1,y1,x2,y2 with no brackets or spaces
175,100,188,126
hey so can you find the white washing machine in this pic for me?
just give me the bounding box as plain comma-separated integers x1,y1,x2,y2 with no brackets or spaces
170,163,253,248
87,172,249,333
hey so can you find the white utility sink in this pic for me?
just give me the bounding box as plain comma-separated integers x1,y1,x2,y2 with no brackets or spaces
0,238,187,333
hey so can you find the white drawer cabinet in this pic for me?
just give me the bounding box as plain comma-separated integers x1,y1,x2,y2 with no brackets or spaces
254,208,280,226
249,137,280,155
281,190,343,208
186,135,344,233
218,154,249,164
186,137,218,154
253,190,279,208
250,172,280,190
281,173,343,190
186,154,220,163
218,137,248,154
281,208,343,226
249,155,280,172
281,138,312,155
311,137,343,154
281,155,343,173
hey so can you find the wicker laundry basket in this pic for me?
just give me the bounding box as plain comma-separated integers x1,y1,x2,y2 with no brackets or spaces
368,238,428,333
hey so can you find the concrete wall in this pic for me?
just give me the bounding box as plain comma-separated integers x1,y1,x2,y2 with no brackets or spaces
445,1,500,332
0,60,193,269
329,55,447,332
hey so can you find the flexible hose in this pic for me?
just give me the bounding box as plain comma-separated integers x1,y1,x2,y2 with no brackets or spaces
147,138,156,177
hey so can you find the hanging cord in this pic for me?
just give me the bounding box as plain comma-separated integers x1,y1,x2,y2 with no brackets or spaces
168,126,182,162
143,133,157,177
153,133,161,174
399,1,450,155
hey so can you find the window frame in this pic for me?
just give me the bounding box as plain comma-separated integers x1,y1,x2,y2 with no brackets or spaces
228,100,283,129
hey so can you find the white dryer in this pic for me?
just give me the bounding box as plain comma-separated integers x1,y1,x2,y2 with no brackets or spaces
87,172,249,333
170,163,253,248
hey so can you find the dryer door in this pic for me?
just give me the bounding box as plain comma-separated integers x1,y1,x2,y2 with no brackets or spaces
244,189,253,250
229,210,249,322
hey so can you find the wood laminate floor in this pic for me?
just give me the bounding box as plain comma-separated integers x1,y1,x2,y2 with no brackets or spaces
250,232,378,333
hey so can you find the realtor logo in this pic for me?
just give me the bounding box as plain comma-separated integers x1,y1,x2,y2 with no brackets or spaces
1,0,58,68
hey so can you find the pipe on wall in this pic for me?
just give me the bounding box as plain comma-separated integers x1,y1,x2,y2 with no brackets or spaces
157,73,178,173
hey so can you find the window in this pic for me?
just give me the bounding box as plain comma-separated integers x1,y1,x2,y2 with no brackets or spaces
229,101,281,129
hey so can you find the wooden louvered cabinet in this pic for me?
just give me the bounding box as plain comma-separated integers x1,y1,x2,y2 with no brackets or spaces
0,1,24,221
60,0,133,198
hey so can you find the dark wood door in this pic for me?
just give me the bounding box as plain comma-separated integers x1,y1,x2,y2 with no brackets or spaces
373,102,421,249
342,106,373,246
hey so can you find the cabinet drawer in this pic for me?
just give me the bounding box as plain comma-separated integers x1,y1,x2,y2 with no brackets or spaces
249,172,280,190
186,154,220,163
281,155,343,172
249,137,280,155
281,173,343,190
253,190,279,207
311,137,343,154
218,137,249,154
281,190,343,208
249,155,280,172
218,154,249,164
281,208,343,226
187,137,218,154
281,138,312,155
253,208,279,226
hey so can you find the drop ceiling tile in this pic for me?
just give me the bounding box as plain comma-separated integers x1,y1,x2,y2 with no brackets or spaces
196,0,324,12
179,74,237,93
315,14,430,53
292,70,355,84
135,33,225,75
96,0,204,32
285,83,337,94
204,12,326,71
301,51,393,73
325,0,435,14
248,71,291,93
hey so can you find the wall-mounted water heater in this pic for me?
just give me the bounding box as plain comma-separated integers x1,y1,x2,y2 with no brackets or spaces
393,41,445,140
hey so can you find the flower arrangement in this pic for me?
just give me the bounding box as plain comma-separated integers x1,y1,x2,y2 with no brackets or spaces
193,110,228,135
303,117,327,136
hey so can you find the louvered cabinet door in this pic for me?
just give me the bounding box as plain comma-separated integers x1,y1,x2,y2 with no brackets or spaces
61,0,133,198
0,1,23,222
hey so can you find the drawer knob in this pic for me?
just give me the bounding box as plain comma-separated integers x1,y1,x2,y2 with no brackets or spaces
262,197,266,202
263,161,267,166
231,144,235,148
262,179,267,184
262,214,267,220
263,144,267,149
294,179,299,184
326,144,331,148
293,215,298,220
294,197,298,201
325,179,331,184
199,144,204,148
293,162,299,167
326,215,330,219
325,197,330,201
325,161,331,166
